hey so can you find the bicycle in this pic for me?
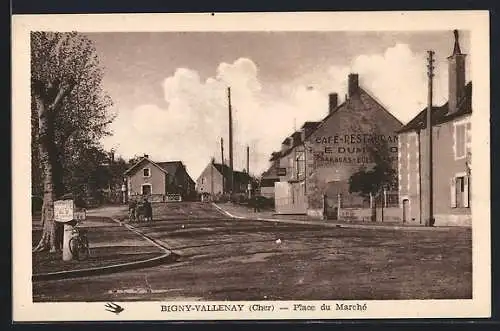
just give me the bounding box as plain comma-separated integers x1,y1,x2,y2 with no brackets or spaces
68,223,90,261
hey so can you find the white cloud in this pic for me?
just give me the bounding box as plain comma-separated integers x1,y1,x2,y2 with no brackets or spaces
327,44,450,123
103,44,460,180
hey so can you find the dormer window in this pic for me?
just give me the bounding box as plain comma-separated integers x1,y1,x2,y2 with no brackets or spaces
143,168,151,177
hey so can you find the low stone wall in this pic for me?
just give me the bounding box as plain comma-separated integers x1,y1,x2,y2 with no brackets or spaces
376,207,402,223
306,208,324,219
165,194,182,202
339,208,372,222
338,207,470,226
435,214,472,226
130,194,164,203
275,204,307,215
339,207,402,223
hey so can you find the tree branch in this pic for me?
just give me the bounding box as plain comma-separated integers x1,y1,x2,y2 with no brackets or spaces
48,80,76,112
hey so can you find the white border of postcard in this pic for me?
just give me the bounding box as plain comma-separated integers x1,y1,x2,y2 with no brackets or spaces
12,11,490,321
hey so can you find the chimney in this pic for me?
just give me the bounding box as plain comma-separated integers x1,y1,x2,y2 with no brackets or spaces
143,154,149,159
447,29,466,114
328,93,338,114
348,73,359,97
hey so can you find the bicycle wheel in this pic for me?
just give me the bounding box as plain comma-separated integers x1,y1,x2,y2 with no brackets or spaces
76,237,90,261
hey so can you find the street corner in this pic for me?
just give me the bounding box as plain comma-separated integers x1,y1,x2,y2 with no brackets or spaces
32,212,177,281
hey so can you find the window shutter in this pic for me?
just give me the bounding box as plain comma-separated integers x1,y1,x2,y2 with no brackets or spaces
450,177,457,208
463,176,470,208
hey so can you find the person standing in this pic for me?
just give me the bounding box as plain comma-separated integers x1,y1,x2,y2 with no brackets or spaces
143,197,153,222
128,199,137,222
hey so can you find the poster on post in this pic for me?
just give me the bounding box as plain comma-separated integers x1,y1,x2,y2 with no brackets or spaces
53,200,74,223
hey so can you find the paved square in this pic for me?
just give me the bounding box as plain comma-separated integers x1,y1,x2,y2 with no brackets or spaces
33,203,471,302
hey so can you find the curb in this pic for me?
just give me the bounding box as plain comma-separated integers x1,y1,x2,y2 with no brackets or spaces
32,217,179,282
212,203,456,231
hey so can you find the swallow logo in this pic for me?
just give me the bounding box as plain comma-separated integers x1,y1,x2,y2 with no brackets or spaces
105,302,124,314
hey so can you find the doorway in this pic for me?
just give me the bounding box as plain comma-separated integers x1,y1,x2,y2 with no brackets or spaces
142,184,152,196
402,199,410,223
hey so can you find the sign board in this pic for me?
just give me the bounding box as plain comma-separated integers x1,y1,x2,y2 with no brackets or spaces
277,168,287,176
54,199,74,223
121,184,127,192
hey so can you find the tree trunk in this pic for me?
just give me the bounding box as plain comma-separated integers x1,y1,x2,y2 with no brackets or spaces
32,79,75,252
33,97,59,253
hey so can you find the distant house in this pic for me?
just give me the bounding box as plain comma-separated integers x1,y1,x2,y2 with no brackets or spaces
196,159,252,198
397,30,471,226
124,154,196,202
259,151,283,199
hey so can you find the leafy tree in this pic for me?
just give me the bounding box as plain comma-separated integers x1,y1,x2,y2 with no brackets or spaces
348,138,397,199
31,32,114,252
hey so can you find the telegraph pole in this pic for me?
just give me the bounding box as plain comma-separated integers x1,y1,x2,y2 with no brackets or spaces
246,145,251,199
426,50,435,227
246,145,250,175
228,87,234,195
221,137,225,194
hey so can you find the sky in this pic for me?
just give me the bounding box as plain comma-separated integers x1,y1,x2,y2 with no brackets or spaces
86,30,471,180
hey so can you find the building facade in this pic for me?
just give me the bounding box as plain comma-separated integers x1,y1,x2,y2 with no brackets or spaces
274,73,403,217
398,30,471,226
259,152,281,199
124,155,196,202
196,160,252,197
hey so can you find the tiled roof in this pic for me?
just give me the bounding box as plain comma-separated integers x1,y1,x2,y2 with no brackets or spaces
279,131,305,158
301,121,321,129
274,84,402,160
124,157,168,175
212,163,251,183
124,158,194,183
157,161,183,175
281,137,291,145
261,165,280,179
269,152,281,162
397,82,472,133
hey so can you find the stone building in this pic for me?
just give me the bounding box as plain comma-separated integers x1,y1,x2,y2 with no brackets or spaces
273,73,403,217
196,159,252,198
397,30,471,226
124,155,196,202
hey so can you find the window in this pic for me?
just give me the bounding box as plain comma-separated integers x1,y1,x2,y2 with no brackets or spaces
451,175,470,208
296,152,305,177
143,168,151,177
455,123,467,159
201,178,205,184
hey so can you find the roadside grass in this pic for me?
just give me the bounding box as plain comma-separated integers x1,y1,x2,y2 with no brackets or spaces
32,215,163,275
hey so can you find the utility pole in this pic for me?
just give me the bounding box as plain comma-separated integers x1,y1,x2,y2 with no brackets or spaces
210,157,214,195
228,87,234,195
246,145,251,199
426,50,435,227
221,137,225,194
246,145,250,175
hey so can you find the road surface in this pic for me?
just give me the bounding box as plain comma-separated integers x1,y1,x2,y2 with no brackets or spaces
33,202,472,302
